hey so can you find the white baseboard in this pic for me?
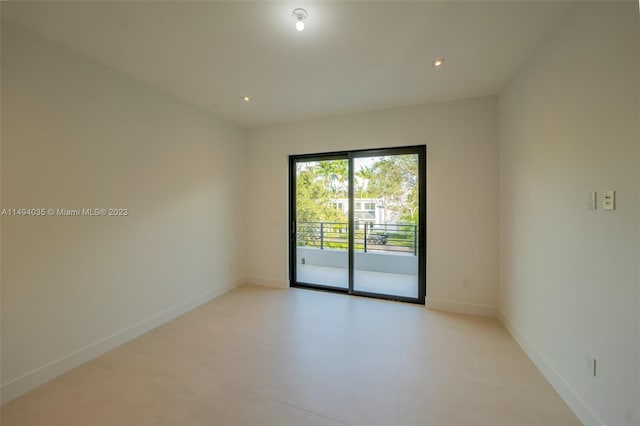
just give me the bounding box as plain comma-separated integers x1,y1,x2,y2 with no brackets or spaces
0,279,244,405
498,310,602,426
426,298,498,317
245,275,288,288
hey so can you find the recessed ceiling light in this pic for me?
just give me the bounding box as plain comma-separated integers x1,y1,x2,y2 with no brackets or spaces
292,8,308,31
432,58,445,68
242,96,252,102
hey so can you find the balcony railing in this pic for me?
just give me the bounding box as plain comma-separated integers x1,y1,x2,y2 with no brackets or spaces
296,222,417,255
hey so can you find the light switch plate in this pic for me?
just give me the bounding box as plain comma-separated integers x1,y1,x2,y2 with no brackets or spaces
603,190,615,210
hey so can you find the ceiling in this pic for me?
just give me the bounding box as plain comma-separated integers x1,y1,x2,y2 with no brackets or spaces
2,1,575,127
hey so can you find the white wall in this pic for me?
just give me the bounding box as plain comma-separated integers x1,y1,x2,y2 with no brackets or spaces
297,247,417,275
498,3,639,425
246,96,499,316
0,23,246,402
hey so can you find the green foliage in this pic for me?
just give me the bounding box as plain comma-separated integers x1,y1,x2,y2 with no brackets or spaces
295,155,419,230
296,162,348,247
355,165,374,197
314,159,348,196
359,155,419,224
295,163,347,223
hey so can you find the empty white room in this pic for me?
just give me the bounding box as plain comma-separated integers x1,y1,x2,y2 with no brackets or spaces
1,1,638,425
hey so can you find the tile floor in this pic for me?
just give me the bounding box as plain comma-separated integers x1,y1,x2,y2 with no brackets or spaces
1,285,581,426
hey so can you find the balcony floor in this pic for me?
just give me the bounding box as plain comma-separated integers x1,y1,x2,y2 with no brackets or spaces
296,264,418,299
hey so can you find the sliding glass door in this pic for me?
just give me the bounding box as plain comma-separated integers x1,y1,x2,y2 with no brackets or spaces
289,146,425,304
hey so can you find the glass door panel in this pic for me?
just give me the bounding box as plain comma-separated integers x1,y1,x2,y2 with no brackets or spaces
292,157,349,290
352,154,420,299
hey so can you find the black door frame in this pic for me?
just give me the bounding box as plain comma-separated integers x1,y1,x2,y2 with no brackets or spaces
289,145,426,304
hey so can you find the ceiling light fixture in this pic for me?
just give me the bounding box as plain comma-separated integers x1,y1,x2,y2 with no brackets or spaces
242,96,252,102
432,58,445,68
292,8,308,31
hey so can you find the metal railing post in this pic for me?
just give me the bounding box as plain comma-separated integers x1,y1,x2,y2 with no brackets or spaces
364,223,367,253
320,222,324,249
